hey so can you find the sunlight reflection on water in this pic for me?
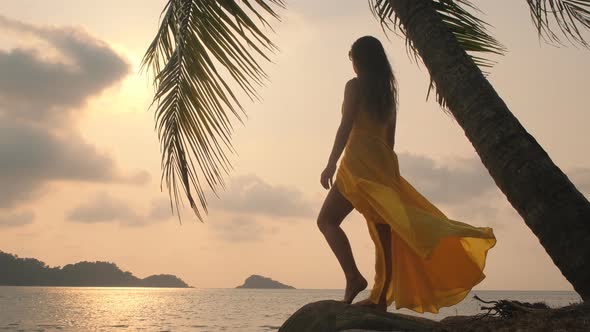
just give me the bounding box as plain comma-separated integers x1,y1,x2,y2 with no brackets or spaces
0,287,582,331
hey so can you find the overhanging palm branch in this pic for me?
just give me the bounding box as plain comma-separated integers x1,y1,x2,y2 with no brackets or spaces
370,0,590,106
141,0,283,221
369,0,505,106
370,0,505,71
526,0,590,47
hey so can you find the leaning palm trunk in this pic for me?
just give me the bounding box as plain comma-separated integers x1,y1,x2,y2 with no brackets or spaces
387,0,590,300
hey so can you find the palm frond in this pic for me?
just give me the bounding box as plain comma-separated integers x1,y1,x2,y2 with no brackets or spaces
526,0,590,47
369,0,505,107
141,0,283,222
370,0,505,71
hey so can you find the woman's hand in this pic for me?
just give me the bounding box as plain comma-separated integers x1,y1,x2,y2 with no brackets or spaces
320,162,337,189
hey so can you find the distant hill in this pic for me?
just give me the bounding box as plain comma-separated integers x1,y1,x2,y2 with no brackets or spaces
0,251,190,288
236,274,295,289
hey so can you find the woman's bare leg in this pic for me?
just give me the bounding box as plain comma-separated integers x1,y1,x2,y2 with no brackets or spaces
317,185,367,303
354,223,392,312
375,223,393,306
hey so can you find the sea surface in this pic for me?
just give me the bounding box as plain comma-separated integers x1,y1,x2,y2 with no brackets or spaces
0,287,581,331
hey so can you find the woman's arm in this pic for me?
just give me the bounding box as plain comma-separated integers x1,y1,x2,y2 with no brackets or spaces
320,79,360,189
386,111,397,150
327,79,360,165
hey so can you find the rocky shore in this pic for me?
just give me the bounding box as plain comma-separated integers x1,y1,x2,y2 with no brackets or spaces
278,298,589,332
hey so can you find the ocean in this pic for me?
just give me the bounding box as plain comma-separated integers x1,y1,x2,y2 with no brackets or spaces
0,287,581,331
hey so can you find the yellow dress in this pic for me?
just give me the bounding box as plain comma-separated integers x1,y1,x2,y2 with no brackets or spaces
334,108,496,314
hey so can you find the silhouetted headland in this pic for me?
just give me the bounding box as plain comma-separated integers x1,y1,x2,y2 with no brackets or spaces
236,274,295,289
0,251,190,288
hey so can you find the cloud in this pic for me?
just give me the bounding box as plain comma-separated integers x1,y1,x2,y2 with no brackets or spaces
67,192,172,227
396,154,590,230
147,197,175,220
67,192,137,224
210,216,265,243
0,123,149,208
398,153,496,205
0,16,147,209
212,175,314,219
397,152,590,207
0,210,35,228
0,15,129,124
205,175,312,242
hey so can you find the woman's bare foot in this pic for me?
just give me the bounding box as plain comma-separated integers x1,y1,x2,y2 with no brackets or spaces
353,298,387,312
340,275,368,304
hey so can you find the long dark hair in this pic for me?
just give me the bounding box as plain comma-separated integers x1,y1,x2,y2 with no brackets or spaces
349,36,397,119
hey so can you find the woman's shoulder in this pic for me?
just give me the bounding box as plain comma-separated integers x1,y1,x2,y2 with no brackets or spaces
345,77,360,90
344,78,360,100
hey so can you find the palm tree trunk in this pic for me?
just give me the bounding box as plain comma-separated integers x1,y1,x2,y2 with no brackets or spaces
387,0,590,300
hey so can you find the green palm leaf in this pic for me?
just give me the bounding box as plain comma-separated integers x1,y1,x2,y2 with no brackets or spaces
526,0,590,47
141,0,283,221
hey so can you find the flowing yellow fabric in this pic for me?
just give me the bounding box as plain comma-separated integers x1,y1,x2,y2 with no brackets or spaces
334,109,496,314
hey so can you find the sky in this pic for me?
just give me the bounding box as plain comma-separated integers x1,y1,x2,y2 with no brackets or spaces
0,0,589,291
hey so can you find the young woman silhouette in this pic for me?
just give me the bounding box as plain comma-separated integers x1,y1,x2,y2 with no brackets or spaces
317,36,496,313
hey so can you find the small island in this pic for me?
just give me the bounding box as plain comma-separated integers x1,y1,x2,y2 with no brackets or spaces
0,251,190,288
236,274,295,289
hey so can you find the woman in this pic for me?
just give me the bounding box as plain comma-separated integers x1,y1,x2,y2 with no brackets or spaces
317,36,496,314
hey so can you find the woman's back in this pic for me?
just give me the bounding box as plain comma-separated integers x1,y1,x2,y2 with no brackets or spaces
345,95,397,156
340,103,400,187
